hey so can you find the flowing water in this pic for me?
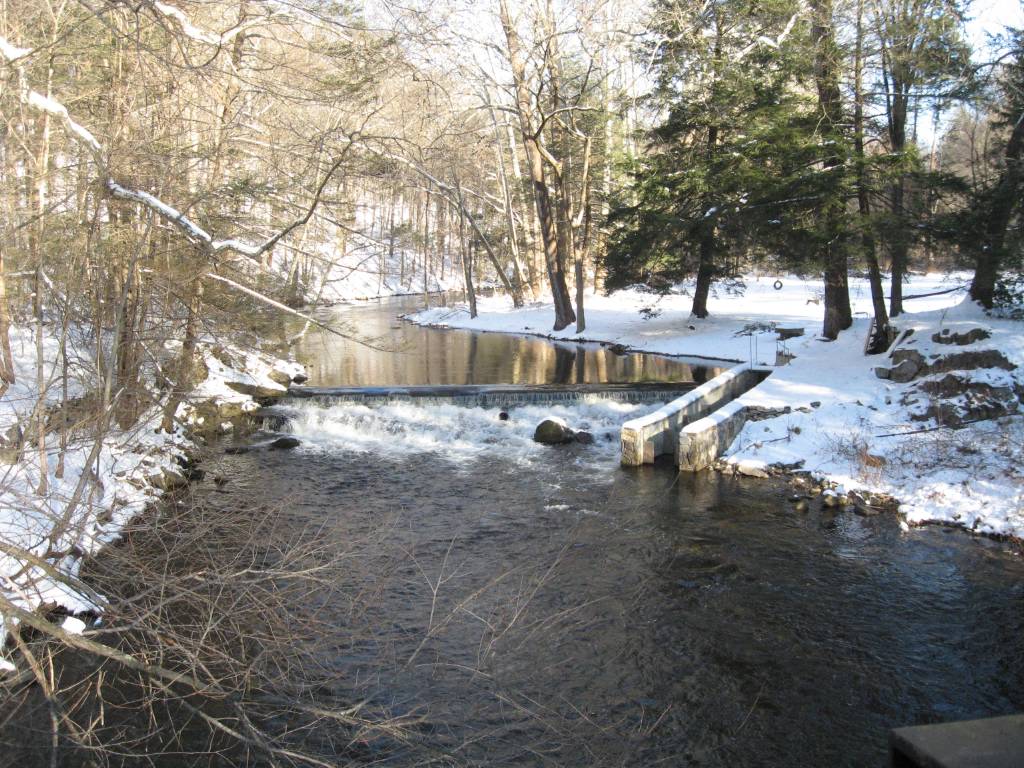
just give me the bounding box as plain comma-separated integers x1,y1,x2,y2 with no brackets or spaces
193,297,1024,764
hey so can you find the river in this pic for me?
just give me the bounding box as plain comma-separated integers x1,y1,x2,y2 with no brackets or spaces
16,295,1019,767
198,295,1023,766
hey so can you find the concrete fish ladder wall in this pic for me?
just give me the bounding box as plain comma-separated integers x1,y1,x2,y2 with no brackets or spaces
677,400,750,472
620,363,771,466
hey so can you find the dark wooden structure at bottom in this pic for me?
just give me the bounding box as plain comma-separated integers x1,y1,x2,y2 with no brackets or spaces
891,714,1024,767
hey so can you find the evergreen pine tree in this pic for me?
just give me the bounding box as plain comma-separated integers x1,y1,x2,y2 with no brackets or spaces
605,0,809,318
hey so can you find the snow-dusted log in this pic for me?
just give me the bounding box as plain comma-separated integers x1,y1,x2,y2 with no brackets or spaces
1,32,343,263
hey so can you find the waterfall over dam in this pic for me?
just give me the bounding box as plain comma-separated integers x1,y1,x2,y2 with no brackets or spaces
281,382,699,409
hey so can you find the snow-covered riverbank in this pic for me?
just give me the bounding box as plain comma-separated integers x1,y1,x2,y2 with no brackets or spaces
0,327,303,647
409,274,1024,540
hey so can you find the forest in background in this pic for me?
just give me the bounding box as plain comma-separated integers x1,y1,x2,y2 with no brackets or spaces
1,0,1021,414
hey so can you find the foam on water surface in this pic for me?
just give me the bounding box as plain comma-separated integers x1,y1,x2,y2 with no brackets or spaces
276,398,667,466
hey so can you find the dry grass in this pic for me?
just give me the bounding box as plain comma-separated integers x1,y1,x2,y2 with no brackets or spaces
0,491,420,766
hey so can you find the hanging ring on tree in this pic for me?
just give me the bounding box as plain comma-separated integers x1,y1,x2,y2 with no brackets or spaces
773,280,783,291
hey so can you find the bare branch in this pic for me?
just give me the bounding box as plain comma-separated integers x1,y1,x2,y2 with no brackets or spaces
143,0,277,47
203,272,393,352
1,32,346,264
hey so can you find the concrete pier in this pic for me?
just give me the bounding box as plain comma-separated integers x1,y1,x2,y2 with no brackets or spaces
620,364,770,466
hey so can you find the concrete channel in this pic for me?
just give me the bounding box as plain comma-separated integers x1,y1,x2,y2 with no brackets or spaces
890,713,1024,767
620,363,772,467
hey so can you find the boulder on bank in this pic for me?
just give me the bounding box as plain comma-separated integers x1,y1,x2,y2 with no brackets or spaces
533,418,576,445
888,358,922,383
267,368,295,388
146,466,189,491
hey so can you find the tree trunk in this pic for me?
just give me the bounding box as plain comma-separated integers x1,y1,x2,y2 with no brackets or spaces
969,106,1023,308
692,117,721,320
455,183,477,318
436,196,447,281
888,176,907,317
391,188,401,287
423,189,431,305
33,267,48,496
855,0,891,353
507,121,542,294
28,76,53,495
546,0,581,331
692,226,715,318
574,138,593,333
812,0,852,340
883,62,910,317
488,101,532,301
161,278,203,433
499,0,575,330
0,247,15,399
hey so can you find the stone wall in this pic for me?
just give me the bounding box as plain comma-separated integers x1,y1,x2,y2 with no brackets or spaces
676,401,749,472
620,364,770,466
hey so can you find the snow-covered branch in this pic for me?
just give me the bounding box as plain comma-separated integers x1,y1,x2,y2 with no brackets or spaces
736,13,800,62
1,32,342,262
146,1,276,47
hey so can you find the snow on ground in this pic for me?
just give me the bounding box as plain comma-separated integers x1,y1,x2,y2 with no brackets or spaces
0,326,303,646
410,274,967,363
409,273,1024,539
725,299,1024,539
175,343,304,432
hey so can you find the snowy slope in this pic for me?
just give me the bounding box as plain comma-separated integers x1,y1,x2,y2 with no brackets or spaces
0,327,302,650
725,301,1023,538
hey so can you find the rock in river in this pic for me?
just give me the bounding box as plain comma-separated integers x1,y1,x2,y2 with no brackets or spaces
533,418,575,445
269,436,301,450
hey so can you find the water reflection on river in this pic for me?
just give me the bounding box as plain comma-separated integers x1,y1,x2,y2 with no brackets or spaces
292,295,724,387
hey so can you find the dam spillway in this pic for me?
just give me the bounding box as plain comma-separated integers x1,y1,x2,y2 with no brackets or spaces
282,382,699,409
